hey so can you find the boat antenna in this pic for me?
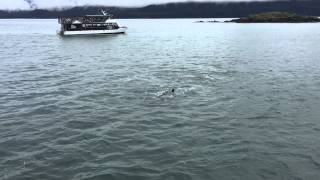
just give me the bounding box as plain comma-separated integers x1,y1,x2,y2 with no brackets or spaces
101,9,107,16
100,8,113,19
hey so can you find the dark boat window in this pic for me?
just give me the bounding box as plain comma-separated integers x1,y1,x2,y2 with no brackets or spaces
63,22,120,31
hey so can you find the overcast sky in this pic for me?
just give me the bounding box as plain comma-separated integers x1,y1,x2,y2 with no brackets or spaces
0,0,276,10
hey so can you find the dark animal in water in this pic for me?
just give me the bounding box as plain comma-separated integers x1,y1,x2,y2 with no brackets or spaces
160,88,175,96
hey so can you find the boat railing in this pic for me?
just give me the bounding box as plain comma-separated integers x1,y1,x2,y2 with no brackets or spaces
58,16,111,24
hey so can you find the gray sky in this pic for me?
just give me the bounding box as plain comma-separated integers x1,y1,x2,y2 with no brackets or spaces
1,0,275,10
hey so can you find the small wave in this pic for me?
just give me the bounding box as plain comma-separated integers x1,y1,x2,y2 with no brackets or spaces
179,85,204,96
65,120,98,130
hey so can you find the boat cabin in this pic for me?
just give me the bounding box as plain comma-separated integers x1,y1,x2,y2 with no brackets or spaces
58,15,120,31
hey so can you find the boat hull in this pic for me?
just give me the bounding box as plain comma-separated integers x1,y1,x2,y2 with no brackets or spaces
59,27,126,36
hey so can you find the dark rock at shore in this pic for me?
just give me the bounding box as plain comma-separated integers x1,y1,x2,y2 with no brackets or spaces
225,12,320,23
194,20,205,23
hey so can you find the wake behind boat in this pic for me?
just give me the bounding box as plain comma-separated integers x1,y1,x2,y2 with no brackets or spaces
57,10,127,36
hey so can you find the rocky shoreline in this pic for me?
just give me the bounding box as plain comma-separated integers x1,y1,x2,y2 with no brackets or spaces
225,12,320,23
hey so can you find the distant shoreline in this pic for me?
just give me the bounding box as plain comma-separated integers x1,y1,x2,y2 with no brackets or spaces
1,17,319,22
225,12,320,23
1,1,320,19
1,17,229,19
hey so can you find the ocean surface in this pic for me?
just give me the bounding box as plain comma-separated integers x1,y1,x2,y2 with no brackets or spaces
1,19,320,180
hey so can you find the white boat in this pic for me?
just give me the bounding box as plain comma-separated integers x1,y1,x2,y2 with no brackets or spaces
57,10,127,36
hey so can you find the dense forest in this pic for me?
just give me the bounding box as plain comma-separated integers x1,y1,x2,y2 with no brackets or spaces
1,0,320,18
